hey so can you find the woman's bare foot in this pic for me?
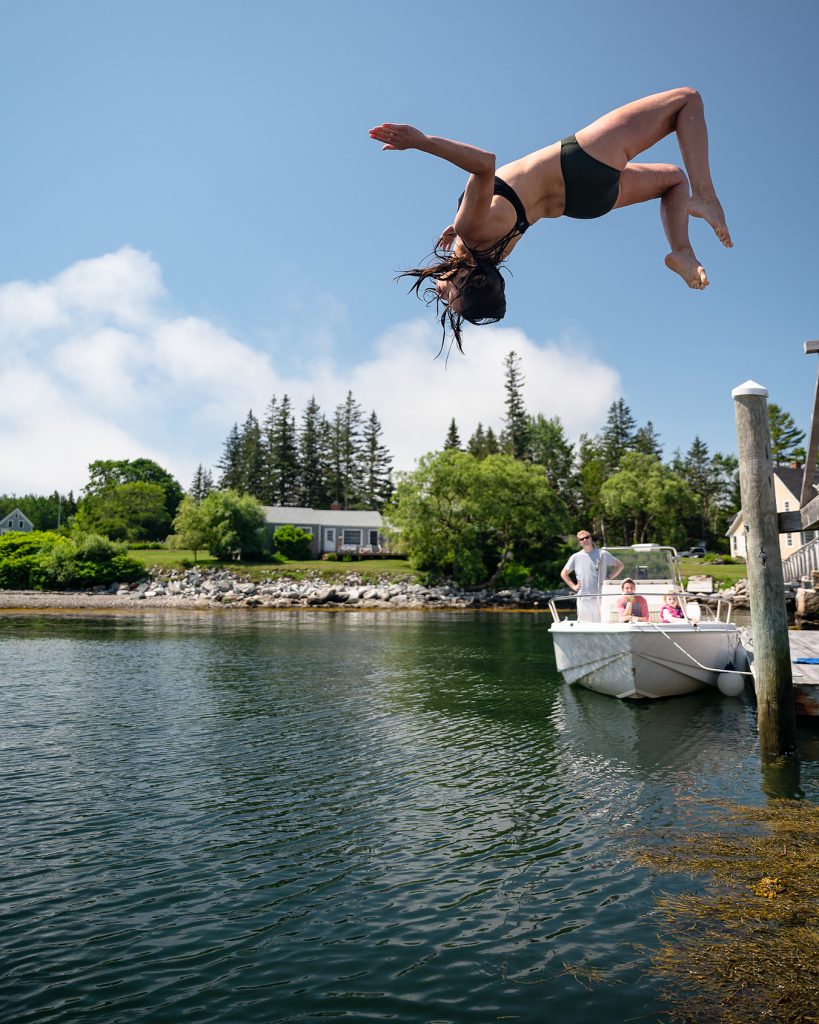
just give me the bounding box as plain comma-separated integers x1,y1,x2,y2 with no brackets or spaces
665,249,709,290
687,194,733,247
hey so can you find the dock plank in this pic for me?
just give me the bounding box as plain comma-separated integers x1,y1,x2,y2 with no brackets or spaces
743,629,819,716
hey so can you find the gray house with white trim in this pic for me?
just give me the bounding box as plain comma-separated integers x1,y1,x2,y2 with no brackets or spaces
263,505,386,558
0,507,34,535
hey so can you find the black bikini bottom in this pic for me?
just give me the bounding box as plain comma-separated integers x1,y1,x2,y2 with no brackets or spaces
560,134,621,219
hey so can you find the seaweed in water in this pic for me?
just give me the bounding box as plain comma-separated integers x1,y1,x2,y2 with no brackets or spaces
634,799,819,1024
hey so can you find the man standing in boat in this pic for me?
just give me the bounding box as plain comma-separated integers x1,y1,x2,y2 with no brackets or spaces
560,531,624,622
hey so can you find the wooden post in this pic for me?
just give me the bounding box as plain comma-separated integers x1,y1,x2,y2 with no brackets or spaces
732,380,797,759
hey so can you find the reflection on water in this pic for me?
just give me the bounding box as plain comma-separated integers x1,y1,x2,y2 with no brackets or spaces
1,610,817,1024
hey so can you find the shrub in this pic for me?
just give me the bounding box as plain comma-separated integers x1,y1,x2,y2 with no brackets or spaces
0,530,144,590
0,531,47,588
272,524,313,560
496,561,531,589
323,552,338,561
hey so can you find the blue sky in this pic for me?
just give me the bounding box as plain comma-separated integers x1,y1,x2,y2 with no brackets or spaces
1,0,818,495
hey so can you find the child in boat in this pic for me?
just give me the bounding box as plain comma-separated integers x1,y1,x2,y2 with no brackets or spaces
617,579,650,622
660,592,685,622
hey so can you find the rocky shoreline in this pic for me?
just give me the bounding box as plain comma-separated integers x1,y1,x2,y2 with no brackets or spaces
0,567,762,616
0,567,566,612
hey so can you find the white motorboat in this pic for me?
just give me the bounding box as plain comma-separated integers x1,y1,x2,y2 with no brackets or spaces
549,544,748,700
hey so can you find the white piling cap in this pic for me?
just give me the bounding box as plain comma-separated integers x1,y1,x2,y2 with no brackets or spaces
732,380,768,398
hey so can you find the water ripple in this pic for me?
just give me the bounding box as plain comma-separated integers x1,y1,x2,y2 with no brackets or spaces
1,611,815,1023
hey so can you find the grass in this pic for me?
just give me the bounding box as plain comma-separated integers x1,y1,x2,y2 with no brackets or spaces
128,549,749,591
128,548,421,583
679,557,747,589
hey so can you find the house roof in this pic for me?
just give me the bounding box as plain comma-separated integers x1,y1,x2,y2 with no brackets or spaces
726,465,818,535
0,506,33,526
774,466,808,501
262,505,383,528
726,509,743,536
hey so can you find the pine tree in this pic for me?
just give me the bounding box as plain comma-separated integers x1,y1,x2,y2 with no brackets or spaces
217,423,243,491
444,418,461,450
680,438,740,542
600,399,637,474
467,423,487,459
320,414,340,506
260,395,279,504
484,426,500,456
328,392,364,508
634,420,663,458
298,396,327,508
527,414,575,497
237,410,265,498
500,351,529,459
189,464,214,503
361,411,394,509
768,403,806,464
270,395,300,505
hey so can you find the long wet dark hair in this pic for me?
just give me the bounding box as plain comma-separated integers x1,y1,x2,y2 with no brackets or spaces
398,241,508,355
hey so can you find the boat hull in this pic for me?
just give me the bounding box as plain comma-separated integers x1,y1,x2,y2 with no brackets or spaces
550,621,743,700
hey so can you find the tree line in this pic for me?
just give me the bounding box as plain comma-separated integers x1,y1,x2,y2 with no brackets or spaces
210,391,394,511
440,352,808,550
385,352,807,585
2,360,806,581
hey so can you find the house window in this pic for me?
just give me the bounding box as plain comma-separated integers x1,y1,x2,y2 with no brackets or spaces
343,529,362,546
326,529,335,541
369,530,379,546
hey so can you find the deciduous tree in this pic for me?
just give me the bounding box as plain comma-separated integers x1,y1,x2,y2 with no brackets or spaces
74,482,171,542
601,453,696,545
386,450,568,586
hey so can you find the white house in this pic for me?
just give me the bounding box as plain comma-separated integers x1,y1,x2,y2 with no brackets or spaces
263,505,387,558
0,507,34,535
727,466,817,560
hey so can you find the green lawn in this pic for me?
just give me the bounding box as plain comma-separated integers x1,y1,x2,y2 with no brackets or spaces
679,557,747,589
128,549,420,582
127,549,747,591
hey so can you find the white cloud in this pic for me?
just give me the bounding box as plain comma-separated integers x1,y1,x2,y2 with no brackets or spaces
0,248,620,495
345,320,620,471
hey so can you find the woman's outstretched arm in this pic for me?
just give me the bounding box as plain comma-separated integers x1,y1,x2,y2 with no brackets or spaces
369,123,495,175
369,123,495,243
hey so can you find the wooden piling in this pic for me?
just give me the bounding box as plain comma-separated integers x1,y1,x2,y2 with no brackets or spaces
732,380,797,759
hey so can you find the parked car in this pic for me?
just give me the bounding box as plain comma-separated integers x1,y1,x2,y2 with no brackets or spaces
679,546,707,558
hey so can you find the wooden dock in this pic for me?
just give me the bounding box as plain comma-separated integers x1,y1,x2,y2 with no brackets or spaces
744,628,819,716
783,632,819,715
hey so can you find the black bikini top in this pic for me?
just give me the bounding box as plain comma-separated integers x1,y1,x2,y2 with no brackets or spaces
456,176,530,261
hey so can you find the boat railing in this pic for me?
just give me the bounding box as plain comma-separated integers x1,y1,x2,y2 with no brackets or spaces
548,591,734,625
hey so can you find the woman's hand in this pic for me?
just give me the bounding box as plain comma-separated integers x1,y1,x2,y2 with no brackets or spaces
369,123,428,152
437,225,457,251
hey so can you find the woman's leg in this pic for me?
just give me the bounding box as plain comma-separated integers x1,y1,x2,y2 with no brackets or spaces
615,163,709,289
576,88,732,247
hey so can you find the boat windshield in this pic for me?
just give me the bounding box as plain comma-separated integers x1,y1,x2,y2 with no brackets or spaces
602,546,679,584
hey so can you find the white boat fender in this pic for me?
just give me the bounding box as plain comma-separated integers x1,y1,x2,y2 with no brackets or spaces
717,670,746,697
733,644,751,673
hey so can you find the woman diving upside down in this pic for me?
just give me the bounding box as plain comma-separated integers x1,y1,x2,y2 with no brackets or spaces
369,88,731,350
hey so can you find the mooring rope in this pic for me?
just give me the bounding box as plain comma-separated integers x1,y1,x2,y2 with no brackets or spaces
642,619,755,676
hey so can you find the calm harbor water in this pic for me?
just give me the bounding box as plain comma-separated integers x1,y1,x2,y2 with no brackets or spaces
2,609,818,1024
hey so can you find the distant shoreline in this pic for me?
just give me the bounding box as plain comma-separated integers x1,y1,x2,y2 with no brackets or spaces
0,588,554,614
